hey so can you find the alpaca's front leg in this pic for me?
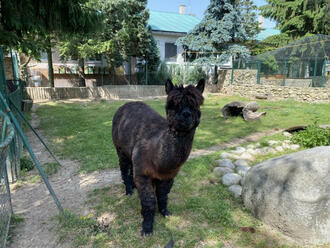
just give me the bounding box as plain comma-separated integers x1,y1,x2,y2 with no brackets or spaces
155,179,174,217
135,175,156,235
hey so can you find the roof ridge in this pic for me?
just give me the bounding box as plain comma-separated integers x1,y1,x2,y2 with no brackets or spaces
149,9,200,20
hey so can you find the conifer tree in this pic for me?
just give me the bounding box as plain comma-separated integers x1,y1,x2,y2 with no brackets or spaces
260,0,329,39
177,0,252,66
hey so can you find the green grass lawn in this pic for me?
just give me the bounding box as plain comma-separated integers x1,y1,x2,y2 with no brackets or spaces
36,95,330,172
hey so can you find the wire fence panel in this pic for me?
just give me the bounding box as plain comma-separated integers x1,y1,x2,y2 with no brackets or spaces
7,80,25,182
248,34,330,88
0,111,15,248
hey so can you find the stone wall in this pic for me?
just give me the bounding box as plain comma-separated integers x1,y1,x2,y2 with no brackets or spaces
223,84,330,102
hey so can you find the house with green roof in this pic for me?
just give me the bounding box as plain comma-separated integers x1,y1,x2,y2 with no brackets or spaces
148,7,200,64
148,7,280,64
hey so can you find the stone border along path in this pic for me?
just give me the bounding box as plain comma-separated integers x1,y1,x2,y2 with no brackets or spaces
8,103,121,248
189,128,284,159
7,101,289,248
213,139,300,198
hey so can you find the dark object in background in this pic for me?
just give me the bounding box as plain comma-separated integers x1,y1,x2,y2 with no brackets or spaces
222,101,266,121
112,79,205,235
164,237,174,248
6,80,18,93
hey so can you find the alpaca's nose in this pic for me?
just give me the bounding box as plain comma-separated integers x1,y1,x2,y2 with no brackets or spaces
182,109,192,118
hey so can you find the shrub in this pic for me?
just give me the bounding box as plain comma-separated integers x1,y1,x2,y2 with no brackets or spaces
20,156,34,171
291,123,330,148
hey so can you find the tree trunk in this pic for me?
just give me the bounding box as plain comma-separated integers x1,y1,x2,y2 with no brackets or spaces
46,38,54,87
78,58,86,87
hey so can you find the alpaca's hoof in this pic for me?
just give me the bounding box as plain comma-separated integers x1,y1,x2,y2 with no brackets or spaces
126,191,133,196
141,228,153,236
160,209,172,217
125,187,133,195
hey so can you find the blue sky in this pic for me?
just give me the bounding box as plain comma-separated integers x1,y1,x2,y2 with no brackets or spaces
147,0,276,29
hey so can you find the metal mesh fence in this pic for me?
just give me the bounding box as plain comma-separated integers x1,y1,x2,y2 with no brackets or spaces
0,111,15,248
7,80,24,182
231,34,330,87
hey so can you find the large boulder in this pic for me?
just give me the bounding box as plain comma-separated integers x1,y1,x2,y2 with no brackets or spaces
242,146,330,245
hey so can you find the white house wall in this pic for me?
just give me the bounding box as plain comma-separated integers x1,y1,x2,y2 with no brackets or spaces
153,32,185,64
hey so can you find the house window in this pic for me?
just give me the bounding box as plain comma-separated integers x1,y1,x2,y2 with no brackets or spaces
165,43,177,62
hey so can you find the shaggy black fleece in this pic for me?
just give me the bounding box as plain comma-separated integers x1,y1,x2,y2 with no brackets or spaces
112,79,205,235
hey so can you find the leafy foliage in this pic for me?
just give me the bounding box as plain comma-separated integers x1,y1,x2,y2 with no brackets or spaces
291,123,330,148
0,0,101,57
20,156,34,172
58,0,160,74
177,0,253,65
260,0,329,39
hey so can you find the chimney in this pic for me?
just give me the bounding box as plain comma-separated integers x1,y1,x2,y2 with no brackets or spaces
258,15,265,29
179,5,186,15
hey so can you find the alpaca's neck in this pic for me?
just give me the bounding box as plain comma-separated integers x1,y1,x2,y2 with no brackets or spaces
167,127,196,162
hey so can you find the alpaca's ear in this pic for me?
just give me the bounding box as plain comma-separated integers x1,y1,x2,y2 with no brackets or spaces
196,78,205,93
165,78,174,94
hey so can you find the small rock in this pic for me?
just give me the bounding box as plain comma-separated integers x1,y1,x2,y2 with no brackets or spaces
283,139,292,144
213,167,234,177
247,144,255,149
255,142,261,147
246,148,259,156
275,146,284,152
220,152,231,159
268,148,277,154
290,144,300,150
283,131,292,137
238,152,254,161
234,159,248,167
237,166,250,177
216,159,235,169
233,146,246,154
282,143,291,150
268,140,279,146
228,185,242,198
222,173,242,186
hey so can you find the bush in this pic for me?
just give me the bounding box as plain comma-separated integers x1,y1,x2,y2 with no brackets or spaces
291,123,330,148
20,156,34,171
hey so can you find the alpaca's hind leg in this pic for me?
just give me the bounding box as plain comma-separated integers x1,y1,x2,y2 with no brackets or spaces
155,179,174,217
116,148,134,195
135,175,156,235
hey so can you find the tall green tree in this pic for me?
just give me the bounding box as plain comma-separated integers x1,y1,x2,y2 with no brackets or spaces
177,0,252,66
0,0,101,86
59,0,160,84
240,0,260,38
260,0,329,39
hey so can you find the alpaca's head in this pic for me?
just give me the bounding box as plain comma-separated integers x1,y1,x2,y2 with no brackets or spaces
165,79,205,132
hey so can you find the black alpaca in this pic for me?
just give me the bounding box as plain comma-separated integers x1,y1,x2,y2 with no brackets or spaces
112,79,205,235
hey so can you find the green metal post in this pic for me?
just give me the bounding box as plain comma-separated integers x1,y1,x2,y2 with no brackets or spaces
321,59,326,87
10,49,19,82
311,51,319,87
257,60,261,85
0,47,8,99
282,61,287,86
0,93,64,213
9,99,62,167
1,116,15,216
